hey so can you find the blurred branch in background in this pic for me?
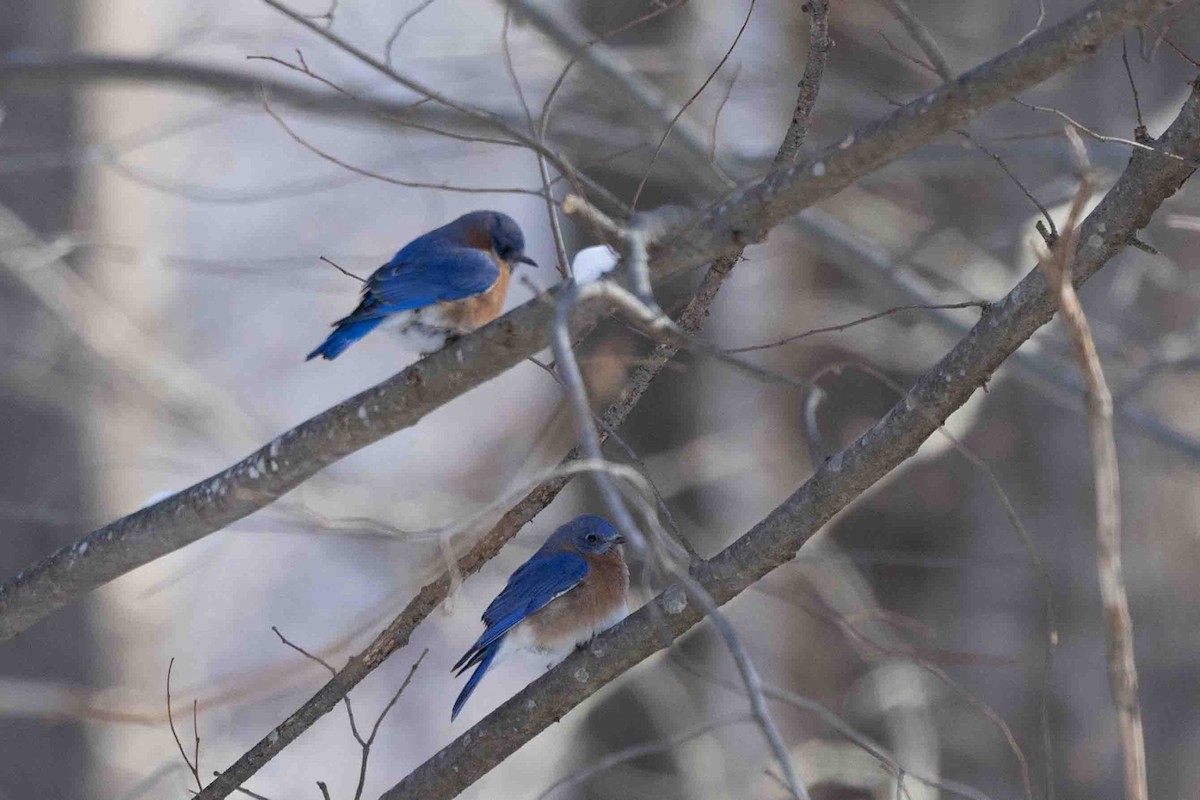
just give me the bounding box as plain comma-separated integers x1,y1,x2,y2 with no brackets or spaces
1039,139,1148,800
0,203,268,450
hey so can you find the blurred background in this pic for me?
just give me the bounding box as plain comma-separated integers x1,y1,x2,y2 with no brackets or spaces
1,0,1199,798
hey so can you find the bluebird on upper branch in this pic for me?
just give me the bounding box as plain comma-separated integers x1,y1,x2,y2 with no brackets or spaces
451,514,629,721
306,210,537,361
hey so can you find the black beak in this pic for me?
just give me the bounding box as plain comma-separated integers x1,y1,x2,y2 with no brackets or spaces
613,535,626,546
516,255,539,268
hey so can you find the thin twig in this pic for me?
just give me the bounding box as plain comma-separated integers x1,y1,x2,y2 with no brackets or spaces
631,0,758,208
707,62,743,186
674,655,996,800
261,95,546,197
1014,98,1200,166
385,0,440,67
260,0,626,212
500,2,570,276
353,650,428,800
880,0,954,79
319,255,366,283
166,658,202,793
1121,35,1147,133
1038,155,1148,800
212,773,275,800
1018,0,1048,44
534,0,687,158
882,0,1057,237
725,300,988,353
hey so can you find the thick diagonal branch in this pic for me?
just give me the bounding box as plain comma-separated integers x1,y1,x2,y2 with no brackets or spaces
0,0,1172,641
381,80,1200,800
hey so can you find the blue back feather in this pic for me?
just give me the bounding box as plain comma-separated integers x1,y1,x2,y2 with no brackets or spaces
449,551,588,719
307,210,525,360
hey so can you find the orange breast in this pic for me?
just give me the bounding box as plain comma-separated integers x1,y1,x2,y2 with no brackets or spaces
439,253,511,331
525,549,629,649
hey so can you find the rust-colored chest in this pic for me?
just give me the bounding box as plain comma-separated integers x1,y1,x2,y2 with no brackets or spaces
524,549,629,649
439,252,511,331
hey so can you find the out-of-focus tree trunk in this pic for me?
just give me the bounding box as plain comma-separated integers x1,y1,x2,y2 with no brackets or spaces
0,2,95,798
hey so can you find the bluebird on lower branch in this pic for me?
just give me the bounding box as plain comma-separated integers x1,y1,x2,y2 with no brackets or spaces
451,514,629,721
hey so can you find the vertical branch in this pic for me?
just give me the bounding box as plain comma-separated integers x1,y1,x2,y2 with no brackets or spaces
500,2,571,276
1040,169,1147,800
166,658,202,793
776,0,830,165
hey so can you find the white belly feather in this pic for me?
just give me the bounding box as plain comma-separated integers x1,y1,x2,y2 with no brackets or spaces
379,307,456,354
498,600,629,669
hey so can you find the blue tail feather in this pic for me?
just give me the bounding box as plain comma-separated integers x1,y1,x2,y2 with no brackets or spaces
306,317,383,361
452,641,500,721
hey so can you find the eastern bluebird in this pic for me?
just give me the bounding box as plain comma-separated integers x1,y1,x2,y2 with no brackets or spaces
451,514,629,721
306,210,537,360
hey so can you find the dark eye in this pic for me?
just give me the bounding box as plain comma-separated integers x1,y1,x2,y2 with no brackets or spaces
585,533,598,544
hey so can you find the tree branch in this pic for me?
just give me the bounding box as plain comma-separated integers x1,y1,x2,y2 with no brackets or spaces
380,78,1200,800
1040,149,1148,800
0,0,1172,642
194,6,834,796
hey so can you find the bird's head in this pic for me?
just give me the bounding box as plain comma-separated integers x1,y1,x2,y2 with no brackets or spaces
547,514,625,556
481,211,537,270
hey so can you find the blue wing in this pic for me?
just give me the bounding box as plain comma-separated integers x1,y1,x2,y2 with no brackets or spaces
452,552,588,673
348,240,500,320
450,551,587,720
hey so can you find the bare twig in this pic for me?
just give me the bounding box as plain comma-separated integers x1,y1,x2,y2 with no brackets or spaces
319,255,366,283
725,300,988,353
273,627,429,800
261,96,546,197
1039,159,1148,800
1019,0,1048,44
528,0,689,157
500,3,570,276
166,658,202,793
880,0,954,80
1121,35,1147,133
631,0,757,208
259,0,626,212
881,0,1058,237
385,0,440,67
246,50,354,96
674,656,996,800
1014,98,1199,166
707,62,743,186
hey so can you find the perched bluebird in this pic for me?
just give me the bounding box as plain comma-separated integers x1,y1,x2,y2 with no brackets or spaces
306,210,537,360
451,514,629,721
